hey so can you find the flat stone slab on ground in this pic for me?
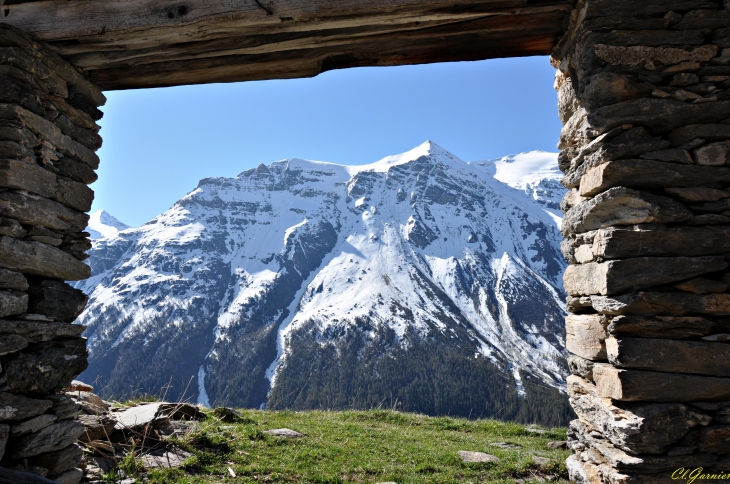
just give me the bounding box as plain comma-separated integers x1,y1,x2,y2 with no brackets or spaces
140,448,192,469
458,451,500,463
263,428,304,438
113,403,164,430
491,441,521,449
158,402,205,421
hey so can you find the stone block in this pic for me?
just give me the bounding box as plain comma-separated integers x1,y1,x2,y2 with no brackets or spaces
566,295,593,313
591,292,730,316
0,392,52,421
566,314,608,360
0,288,28,317
563,256,725,296
607,315,716,339
584,1,718,19
593,43,718,70
0,190,89,232
47,394,79,420
27,279,88,322
568,375,710,454
0,319,86,343
2,337,88,394
44,95,97,132
0,216,27,237
11,419,85,459
0,139,34,161
699,426,730,454
0,235,90,280
0,159,93,212
0,103,99,169
692,197,730,212
0,467,62,483
593,364,730,402
640,148,693,164
694,141,730,166
580,135,669,170
607,337,730,377
53,113,102,150
50,468,82,484
581,72,653,110
588,99,730,134
674,277,727,294
78,414,115,442
669,124,730,145
593,226,730,258
0,267,28,290
0,333,28,356
571,419,717,475
580,160,730,197
11,413,57,436
562,187,693,236
54,156,98,185
675,9,730,30
557,74,579,124
68,391,107,415
664,187,730,202
0,75,46,116
568,355,595,380
28,445,82,476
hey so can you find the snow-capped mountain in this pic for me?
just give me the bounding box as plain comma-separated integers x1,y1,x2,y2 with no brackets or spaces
87,210,130,240
75,142,571,425
471,151,563,219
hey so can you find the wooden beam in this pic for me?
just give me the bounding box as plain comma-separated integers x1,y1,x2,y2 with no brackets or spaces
0,0,572,89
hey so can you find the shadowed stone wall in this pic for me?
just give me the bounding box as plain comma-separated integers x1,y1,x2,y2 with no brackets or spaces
553,0,730,482
0,24,103,483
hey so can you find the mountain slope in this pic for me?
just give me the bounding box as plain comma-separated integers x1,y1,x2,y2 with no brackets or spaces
87,210,130,240
75,142,571,425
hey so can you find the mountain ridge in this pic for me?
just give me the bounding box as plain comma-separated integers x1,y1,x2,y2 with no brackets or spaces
76,142,572,425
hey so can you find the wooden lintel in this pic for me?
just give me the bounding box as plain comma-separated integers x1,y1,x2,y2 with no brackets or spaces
0,0,573,90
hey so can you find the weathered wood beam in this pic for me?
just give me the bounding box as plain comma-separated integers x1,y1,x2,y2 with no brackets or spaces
0,0,572,89
3,0,569,44
89,17,563,89
64,8,564,69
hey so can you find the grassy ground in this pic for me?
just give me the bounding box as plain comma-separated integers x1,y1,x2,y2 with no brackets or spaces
119,408,571,484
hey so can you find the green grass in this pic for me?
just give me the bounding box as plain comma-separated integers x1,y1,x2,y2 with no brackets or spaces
129,409,570,484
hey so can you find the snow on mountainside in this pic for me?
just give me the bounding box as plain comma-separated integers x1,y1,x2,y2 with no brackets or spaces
471,151,563,222
76,142,572,425
87,210,130,240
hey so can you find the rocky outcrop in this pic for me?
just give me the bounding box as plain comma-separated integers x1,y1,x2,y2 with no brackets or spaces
554,0,730,480
0,24,101,482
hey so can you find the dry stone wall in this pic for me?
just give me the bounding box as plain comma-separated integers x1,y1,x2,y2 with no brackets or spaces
0,23,102,484
553,1,730,482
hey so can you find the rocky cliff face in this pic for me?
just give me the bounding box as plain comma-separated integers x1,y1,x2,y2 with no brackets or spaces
74,142,572,425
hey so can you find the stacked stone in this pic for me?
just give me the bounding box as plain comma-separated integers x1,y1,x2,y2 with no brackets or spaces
552,1,730,483
0,24,102,484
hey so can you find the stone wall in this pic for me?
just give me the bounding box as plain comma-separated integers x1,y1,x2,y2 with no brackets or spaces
0,24,102,484
552,1,730,482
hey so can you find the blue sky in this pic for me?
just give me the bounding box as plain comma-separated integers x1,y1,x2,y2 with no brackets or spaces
92,56,560,227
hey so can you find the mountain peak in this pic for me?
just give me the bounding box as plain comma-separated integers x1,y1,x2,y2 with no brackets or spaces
356,140,465,174
87,210,130,240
